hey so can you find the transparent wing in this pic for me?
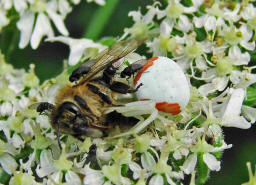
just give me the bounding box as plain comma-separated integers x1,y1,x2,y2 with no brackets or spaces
76,38,145,86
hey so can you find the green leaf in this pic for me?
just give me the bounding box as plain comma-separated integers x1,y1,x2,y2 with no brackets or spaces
84,0,120,40
244,87,256,106
195,6,206,16
181,0,193,7
0,168,10,184
195,153,210,185
171,28,184,37
99,37,116,47
14,145,33,161
194,27,207,41
248,49,256,63
121,164,128,177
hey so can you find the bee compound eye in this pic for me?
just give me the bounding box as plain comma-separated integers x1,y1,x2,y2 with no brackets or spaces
69,76,76,82
80,120,89,127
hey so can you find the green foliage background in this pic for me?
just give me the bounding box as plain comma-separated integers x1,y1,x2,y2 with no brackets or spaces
0,0,256,184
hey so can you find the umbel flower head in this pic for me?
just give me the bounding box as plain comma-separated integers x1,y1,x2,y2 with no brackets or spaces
0,0,256,185
0,0,106,49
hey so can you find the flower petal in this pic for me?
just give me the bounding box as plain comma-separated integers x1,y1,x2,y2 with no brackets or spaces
83,165,104,185
228,46,250,65
0,10,10,31
204,16,216,31
128,162,142,180
180,153,197,175
149,174,163,185
242,105,256,123
17,11,34,49
46,9,69,36
36,150,56,177
31,13,54,49
203,153,220,171
0,153,18,175
13,0,27,13
141,151,156,170
223,116,251,129
178,15,192,33
223,88,245,118
65,171,82,185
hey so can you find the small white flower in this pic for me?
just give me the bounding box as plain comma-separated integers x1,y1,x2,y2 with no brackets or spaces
58,0,72,17
30,13,54,49
36,150,56,178
128,162,143,180
0,0,12,10
65,171,82,185
240,3,256,20
149,174,163,185
13,0,27,14
141,151,156,170
46,36,107,65
178,15,193,33
203,153,220,171
221,88,251,129
242,105,256,123
0,153,18,175
123,4,157,40
15,0,72,49
20,151,36,171
194,15,217,32
180,153,197,175
176,34,212,72
239,24,256,51
17,11,35,49
0,102,13,116
223,3,241,22
83,165,104,185
228,46,250,66
9,133,25,148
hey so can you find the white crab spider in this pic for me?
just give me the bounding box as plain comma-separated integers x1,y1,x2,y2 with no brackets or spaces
107,56,190,138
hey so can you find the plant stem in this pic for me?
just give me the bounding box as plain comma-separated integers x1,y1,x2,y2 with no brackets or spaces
84,0,119,40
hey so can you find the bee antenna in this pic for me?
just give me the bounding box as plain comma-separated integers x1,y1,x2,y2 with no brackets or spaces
57,124,62,150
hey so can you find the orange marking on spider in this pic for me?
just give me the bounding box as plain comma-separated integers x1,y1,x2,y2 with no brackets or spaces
134,57,158,86
156,102,181,115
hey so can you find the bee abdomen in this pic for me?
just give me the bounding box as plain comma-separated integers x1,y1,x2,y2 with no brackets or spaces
87,84,112,104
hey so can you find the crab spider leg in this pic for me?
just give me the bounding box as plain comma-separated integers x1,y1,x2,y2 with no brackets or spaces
110,109,158,138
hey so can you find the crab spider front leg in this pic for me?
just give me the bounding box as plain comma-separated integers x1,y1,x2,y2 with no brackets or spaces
106,101,159,138
111,109,158,138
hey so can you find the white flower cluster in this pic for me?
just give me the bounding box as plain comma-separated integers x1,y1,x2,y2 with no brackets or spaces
0,0,256,185
0,0,105,50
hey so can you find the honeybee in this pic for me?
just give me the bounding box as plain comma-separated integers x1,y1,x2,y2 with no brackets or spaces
30,38,147,147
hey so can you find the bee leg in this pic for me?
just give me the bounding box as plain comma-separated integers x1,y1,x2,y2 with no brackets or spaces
109,81,143,94
69,59,96,82
106,111,139,126
73,124,104,138
120,59,148,78
101,65,117,85
83,144,100,169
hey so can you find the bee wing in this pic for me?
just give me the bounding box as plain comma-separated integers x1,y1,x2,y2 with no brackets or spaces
76,38,145,86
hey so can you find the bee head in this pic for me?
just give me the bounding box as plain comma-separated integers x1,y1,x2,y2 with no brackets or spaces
54,101,103,137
